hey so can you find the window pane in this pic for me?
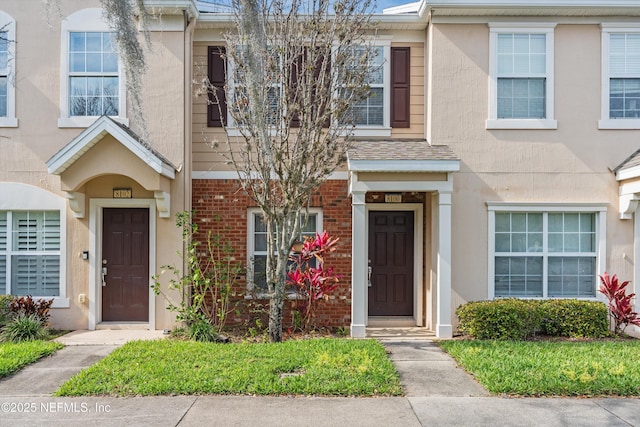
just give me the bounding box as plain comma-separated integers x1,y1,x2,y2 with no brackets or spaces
0,34,7,70
252,255,267,293
497,78,545,119
548,256,595,297
11,255,60,296
0,77,6,117
69,32,85,52
495,234,510,252
495,256,543,297
85,32,103,52
610,78,640,119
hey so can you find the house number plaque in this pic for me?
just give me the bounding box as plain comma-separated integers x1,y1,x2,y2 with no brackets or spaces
384,194,402,203
113,188,132,199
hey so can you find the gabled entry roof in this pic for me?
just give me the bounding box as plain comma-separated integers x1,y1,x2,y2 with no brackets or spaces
46,116,176,179
613,147,640,182
347,139,459,172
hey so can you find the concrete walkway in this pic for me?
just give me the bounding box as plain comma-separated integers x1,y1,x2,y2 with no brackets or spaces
0,329,638,426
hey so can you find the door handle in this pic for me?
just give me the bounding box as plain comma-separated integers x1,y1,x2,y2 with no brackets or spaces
368,260,372,288
102,260,108,287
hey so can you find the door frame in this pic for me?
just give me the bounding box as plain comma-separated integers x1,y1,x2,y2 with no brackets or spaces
88,198,156,330
365,203,423,326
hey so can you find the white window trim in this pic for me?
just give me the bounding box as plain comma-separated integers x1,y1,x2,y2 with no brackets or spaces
599,24,640,130
0,183,68,308
487,203,606,300
0,11,17,127
58,8,128,128
246,207,323,298
487,23,557,130
226,39,392,138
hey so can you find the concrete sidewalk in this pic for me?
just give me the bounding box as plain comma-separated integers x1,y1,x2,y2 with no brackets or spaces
0,329,638,426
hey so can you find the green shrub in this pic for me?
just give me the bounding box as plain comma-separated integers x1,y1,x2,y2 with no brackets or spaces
188,319,222,342
456,299,542,340
0,294,12,328
457,298,611,340
539,299,609,338
0,313,49,343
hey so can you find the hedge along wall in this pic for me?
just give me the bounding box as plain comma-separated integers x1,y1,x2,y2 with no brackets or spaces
192,179,353,329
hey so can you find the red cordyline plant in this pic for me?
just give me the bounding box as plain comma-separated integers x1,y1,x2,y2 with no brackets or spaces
598,272,640,335
286,231,340,331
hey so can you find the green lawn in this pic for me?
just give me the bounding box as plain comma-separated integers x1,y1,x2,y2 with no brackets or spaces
0,340,63,377
440,340,640,396
56,338,402,397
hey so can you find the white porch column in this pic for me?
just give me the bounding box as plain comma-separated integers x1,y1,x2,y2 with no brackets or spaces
436,191,453,338
351,190,367,338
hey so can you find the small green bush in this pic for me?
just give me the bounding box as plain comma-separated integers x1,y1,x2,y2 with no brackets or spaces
188,319,221,342
539,299,609,338
0,313,49,343
0,294,12,328
457,299,542,340
457,298,611,340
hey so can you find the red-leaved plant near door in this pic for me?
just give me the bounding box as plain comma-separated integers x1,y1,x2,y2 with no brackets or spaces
598,272,640,334
286,231,340,331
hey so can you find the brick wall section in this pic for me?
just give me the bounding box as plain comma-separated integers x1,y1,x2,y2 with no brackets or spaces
192,179,353,330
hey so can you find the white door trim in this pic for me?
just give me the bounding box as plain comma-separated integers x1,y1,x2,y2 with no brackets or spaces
365,203,424,327
88,199,156,330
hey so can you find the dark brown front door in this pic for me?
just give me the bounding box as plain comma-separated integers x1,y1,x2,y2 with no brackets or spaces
368,211,414,316
102,208,149,322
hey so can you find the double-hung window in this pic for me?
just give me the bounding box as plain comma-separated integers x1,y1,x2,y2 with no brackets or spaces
0,10,16,127
59,8,126,128
0,211,61,297
346,46,385,127
68,32,119,117
600,25,640,129
343,43,392,136
488,204,606,299
248,209,322,295
487,23,556,129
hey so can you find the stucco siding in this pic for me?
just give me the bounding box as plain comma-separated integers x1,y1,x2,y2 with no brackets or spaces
429,22,636,309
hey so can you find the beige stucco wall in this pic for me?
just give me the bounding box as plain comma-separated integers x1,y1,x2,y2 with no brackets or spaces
0,0,189,330
428,22,638,313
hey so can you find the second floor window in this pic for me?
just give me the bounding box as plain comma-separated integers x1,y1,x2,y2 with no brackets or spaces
345,46,385,126
608,33,640,119
0,32,7,118
496,33,546,119
487,23,556,129
68,32,119,117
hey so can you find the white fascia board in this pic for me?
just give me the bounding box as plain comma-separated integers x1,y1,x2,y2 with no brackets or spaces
143,0,199,17
616,165,640,182
196,11,425,29
47,117,176,180
424,0,640,7
348,159,460,172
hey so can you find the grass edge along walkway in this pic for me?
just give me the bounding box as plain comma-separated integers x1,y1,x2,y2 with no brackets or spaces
0,340,63,378
439,339,640,397
56,338,403,397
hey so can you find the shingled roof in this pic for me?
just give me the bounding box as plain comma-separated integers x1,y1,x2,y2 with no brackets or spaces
348,139,458,161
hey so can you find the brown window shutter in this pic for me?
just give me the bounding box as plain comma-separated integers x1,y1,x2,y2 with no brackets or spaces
207,46,227,127
391,47,410,128
289,51,302,128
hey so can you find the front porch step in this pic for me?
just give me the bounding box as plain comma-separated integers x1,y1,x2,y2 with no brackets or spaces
96,322,150,330
367,316,416,327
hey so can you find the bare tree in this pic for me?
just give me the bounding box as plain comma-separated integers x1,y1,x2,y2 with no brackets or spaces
220,0,376,342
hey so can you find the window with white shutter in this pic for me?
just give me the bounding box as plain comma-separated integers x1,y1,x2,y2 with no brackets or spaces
0,211,61,296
